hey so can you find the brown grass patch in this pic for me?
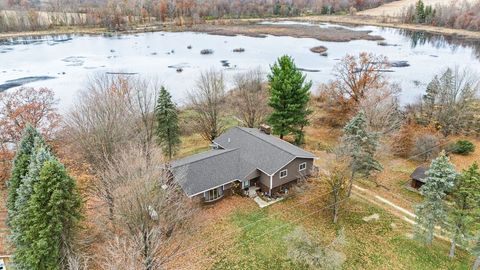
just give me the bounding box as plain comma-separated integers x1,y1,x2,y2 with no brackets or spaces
187,23,384,42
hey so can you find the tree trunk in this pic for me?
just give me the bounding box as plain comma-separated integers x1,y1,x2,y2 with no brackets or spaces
347,170,355,197
449,238,456,259
333,199,339,224
473,255,480,270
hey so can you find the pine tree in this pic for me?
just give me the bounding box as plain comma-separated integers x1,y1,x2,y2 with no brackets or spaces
448,162,480,258
267,55,312,143
155,86,181,160
10,143,53,269
11,144,82,269
342,111,383,196
6,125,44,224
414,151,457,245
415,0,426,23
19,158,82,269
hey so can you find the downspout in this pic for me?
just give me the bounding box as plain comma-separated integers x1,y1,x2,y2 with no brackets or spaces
269,174,273,196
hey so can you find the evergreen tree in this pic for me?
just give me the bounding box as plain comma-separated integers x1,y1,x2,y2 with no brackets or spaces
17,158,82,269
415,0,426,23
10,143,53,269
414,151,457,245
342,111,383,196
155,86,181,160
11,144,82,269
448,162,480,258
267,55,312,143
6,125,44,224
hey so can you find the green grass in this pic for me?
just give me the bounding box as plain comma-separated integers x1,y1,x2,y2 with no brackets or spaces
206,197,473,270
211,209,306,270
391,237,470,270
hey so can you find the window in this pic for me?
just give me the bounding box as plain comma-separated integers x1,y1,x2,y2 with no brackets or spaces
279,169,288,179
299,162,307,171
204,186,224,202
242,180,250,189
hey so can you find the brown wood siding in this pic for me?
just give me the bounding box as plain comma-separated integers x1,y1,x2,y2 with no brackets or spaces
271,158,314,190
245,169,261,180
258,172,271,192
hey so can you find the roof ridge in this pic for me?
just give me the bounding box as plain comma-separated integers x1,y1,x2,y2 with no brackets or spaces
236,127,297,157
172,148,238,168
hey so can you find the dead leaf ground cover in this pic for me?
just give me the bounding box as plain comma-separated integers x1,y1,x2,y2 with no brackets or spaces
167,182,473,269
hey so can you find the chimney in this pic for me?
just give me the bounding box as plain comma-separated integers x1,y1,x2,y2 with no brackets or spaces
259,124,271,135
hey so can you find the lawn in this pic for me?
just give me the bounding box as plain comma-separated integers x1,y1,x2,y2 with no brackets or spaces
168,123,477,270
171,185,473,270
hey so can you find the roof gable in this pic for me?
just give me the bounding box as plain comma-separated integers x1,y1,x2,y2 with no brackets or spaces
213,127,315,175
171,126,317,196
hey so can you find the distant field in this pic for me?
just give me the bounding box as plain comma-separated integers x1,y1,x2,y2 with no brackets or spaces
358,0,477,17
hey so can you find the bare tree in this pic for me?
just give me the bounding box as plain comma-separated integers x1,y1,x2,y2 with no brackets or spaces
98,146,194,270
231,68,270,128
332,52,389,104
321,154,350,224
65,74,160,222
318,52,390,127
419,67,480,136
188,69,226,141
358,83,402,135
126,77,160,161
65,74,136,171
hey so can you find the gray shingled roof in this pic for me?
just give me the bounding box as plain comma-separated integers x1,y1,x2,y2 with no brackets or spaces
171,126,316,197
410,166,428,183
171,149,242,196
213,127,316,175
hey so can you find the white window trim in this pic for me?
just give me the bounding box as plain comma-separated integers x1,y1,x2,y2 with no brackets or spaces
204,185,224,201
299,162,307,172
279,169,288,179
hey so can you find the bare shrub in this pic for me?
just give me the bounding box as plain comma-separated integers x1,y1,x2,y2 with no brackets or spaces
284,226,346,270
412,134,441,161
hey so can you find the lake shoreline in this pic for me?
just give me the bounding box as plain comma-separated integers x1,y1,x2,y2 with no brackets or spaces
1,15,479,42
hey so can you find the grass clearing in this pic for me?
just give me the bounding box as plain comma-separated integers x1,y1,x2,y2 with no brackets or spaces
185,185,474,269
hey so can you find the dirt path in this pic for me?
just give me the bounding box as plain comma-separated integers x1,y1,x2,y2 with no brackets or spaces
352,184,453,243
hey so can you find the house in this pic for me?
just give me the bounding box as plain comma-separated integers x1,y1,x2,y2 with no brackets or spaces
170,126,317,202
410,166,428,189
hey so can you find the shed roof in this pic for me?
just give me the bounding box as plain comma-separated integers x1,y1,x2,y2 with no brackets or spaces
410,166,428,183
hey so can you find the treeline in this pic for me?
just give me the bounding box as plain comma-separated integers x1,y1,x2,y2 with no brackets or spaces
401,0,480,31
0,0,395,31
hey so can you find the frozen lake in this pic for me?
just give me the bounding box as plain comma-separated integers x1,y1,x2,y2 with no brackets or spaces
1,21,479,111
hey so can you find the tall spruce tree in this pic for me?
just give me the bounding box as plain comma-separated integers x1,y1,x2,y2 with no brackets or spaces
10,138,82,269
342,111,382,196
267,55,312,143
6,125,44,224
448,162,480,258
155,86,181,160
414,151,457,245
18,158,82,269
